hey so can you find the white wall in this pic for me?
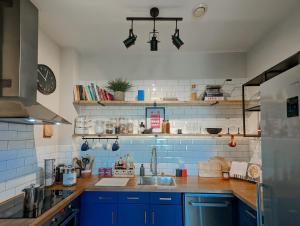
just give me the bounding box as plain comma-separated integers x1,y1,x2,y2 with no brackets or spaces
35,29,61,147
58,48,80,145
79,52,246,81
247,7,300,78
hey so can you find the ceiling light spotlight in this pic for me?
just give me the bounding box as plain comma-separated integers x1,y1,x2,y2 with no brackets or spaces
193,4,208,18
148,20,159,51
172,21,184,49
123,20,137,48
149,33,159,51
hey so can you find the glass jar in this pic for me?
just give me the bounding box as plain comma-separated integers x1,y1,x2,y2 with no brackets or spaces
105,120,114,134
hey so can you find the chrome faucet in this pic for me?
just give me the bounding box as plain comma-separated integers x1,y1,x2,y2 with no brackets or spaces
150,146,158,176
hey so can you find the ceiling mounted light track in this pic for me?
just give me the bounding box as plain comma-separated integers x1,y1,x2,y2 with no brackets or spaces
124,7,184,51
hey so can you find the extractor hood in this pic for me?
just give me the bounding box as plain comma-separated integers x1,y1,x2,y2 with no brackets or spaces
0,0,70,125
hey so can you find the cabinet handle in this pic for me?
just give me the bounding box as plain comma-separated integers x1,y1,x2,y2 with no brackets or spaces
112,211,115,225
256,183,264,226
99,196,112,200
190,201,230,208
127,197,140,200
152,210,155,225
245,210,256,220
159,197,172,201
144,210,147,225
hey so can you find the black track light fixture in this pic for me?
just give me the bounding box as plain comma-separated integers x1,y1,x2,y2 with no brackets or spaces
123,20,137,48
124,8,184,51
172,21,184,49
148,19,159,51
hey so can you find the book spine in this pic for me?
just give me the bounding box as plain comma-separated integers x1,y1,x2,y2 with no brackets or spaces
91,83,98,101
96,85,102,101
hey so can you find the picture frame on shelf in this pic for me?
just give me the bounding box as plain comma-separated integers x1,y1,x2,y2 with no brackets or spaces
145,107,165,133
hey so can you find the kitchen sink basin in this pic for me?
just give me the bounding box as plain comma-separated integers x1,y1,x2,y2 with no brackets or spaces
137,176,176,187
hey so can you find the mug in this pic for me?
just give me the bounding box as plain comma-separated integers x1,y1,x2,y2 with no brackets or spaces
81,140,89,151
103,141,112,150
112,140,120,151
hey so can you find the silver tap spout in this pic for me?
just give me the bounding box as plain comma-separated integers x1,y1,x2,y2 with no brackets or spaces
150,146,158,176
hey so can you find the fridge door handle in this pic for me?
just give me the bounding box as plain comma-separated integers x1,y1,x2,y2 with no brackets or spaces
190,201,230,208
256,183,264,226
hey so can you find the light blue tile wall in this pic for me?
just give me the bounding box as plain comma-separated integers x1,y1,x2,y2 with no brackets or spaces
81,136,250,176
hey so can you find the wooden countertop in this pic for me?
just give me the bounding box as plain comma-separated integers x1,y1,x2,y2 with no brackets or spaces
0,176,256,226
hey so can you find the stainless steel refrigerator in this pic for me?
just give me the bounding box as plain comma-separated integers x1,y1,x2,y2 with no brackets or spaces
259,64,300,226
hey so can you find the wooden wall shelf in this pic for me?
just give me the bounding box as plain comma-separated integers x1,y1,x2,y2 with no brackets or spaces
73,100,243,107
73,133,244,138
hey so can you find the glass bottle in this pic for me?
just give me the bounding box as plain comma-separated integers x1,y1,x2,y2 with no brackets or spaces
191,84,197,101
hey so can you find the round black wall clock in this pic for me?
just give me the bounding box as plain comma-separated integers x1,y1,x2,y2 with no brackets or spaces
37,64,56,95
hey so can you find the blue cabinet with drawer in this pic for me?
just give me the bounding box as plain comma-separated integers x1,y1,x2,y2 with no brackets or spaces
150,192,183,226
238,200,257,226
79,191,183,226
80,192,118,226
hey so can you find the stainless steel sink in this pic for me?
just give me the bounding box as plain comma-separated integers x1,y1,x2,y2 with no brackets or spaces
137,176,176,187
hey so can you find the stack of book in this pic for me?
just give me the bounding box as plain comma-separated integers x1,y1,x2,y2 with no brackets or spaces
203,85,224,101
73,83,113,102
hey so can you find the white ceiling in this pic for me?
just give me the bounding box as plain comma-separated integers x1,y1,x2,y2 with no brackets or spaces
32,0,300,54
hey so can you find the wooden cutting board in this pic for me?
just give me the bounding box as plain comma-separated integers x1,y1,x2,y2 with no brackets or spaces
94,178,130,187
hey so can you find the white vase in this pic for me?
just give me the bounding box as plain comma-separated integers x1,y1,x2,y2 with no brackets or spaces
114,91,125,101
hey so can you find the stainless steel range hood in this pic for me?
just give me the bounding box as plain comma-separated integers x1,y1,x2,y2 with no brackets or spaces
0,0,70,125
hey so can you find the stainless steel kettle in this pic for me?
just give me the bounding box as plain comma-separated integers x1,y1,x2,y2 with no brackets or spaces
23,184,44,211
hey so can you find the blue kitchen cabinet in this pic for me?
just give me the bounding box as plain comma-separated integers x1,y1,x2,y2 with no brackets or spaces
150,192,183,226
80,192,118,226
118,204,149,226
79,192,183,226
150,205,182,226
118,192,150,226
238,200,257,226
80,203,117,226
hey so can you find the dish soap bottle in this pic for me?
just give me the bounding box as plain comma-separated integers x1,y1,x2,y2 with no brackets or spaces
140,164,145,176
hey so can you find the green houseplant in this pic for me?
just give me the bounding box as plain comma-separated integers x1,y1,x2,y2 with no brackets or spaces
106,78,132,101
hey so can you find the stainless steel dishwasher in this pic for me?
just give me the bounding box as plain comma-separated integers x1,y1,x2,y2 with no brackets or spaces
184,193,236,226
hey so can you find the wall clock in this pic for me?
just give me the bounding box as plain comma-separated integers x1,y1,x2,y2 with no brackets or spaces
37,64,56,95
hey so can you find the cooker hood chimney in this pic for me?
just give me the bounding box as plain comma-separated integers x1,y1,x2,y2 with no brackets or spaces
0,0,70,125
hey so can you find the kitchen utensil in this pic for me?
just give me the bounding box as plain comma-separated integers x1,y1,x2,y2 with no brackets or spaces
82,157,90,169
44,159,55,186
228,134,237,147
76,159,83,170
23,184,44,212
63,166,77,186
81,170,92,178
206,128,222,134
112,140,120,151
81,140,89,151
55,164,66,183
75,167,82,178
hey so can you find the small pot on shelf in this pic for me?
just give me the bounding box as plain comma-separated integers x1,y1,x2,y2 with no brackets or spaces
114,91,125,101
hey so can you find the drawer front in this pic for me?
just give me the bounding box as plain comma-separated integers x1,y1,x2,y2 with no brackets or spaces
82,192,118,204
118,192,150,203
150,192,182,205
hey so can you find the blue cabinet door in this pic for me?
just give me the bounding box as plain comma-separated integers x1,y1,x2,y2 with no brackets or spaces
80,203,117,226
150,205,183,226
118,204,149,226
238,201,257,226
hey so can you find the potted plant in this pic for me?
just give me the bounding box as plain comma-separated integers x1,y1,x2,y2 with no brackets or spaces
106,78,132,101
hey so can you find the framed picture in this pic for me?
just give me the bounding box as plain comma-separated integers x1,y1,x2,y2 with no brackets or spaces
145,107,165,133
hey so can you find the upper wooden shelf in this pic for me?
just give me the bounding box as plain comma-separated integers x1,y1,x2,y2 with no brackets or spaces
73,100,243,107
